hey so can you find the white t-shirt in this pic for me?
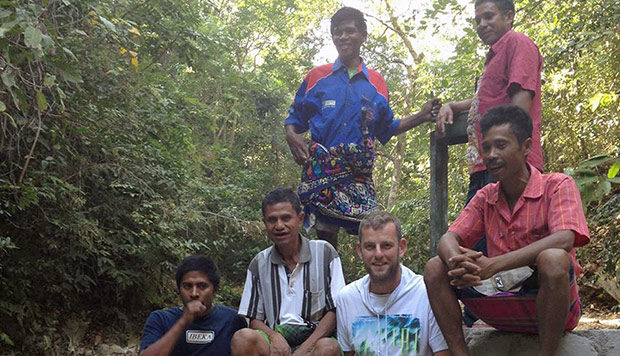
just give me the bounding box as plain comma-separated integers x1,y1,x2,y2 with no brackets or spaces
336,265,447,355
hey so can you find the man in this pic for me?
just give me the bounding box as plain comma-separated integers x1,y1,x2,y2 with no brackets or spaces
336,211,448,356
139,255,247,356
231,187,345,356
436,0,544,204
285,7,440,248
424,105,590,356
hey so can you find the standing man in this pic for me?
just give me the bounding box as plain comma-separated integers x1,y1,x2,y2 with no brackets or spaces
285,7,440,248
436,0,544,204
231,187,345,356
336,211,448,356
424,105,589,356
139,255,247,356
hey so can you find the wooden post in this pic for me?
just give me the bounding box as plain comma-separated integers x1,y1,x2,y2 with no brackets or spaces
429,112,469,255
429,132,448,255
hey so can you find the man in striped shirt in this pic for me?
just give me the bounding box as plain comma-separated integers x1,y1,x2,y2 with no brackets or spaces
424,105,589,356
231,187,345,356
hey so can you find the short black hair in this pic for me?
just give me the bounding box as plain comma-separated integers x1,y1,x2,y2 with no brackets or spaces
480,104,532,144
330,7,367,35
261,187,302,216
474,0,515,15
358,210,402,242
175,255,220,291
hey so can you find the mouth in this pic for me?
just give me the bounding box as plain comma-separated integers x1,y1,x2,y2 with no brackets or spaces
487,163,504,175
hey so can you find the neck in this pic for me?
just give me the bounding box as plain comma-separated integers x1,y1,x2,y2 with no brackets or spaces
369,266,401,295
276,236,301,266
340,55,361,70
500,164,530,207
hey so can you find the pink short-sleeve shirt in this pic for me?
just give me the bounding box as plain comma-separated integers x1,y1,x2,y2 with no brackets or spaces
449,164,590,275
468,30,544,174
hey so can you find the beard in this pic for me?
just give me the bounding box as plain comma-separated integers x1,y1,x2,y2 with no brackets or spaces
366,260,400,284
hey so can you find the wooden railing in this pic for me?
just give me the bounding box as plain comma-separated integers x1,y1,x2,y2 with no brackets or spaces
429,111,468,254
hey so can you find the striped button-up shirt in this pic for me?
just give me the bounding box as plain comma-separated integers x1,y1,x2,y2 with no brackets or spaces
238,235,345,329
449,164,589,275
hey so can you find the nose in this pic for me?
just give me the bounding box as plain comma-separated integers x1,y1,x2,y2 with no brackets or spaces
190,286,199,298
274,218,284,230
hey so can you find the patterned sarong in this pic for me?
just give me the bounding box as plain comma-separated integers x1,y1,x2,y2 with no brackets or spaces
298,108,377,231
457,266,581,333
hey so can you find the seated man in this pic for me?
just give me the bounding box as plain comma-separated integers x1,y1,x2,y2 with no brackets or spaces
231,187,345,356
336,211,448,356
424,104,589,356
139,255,247,356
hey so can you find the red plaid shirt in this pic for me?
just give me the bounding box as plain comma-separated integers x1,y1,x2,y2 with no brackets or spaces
449,164,589,275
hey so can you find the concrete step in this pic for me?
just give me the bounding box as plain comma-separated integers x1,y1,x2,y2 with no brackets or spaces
464,329,620,356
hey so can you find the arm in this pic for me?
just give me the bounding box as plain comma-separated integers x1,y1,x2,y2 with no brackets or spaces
509,83,533,113
285,124,309,165
471,230,575,280
434,351,450,356
394,98,441,135
141,301,206,356
437,232,483,288
249,319,291,356
435,99,473,136
293,310,337,355
344,352,355,356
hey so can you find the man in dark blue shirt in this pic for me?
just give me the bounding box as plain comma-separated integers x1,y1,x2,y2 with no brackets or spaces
139,255,247,356
285,7,439,248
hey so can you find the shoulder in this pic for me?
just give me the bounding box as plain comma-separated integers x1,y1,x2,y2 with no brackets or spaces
304,63,334,90
366,68,388,100
541,172,577,190
337,278,365,302
308,239,339,261
504,30,539,50
146,307,182,324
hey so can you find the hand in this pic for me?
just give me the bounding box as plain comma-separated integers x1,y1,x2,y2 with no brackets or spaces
285,128,310,166
181,300,207,325
270,332,292,356
436,104,453,136
292,344,313,356
420,98,441,123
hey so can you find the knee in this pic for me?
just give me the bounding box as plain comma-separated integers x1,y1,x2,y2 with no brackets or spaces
313,337,340,356
536,249,571,281
424,256,448,286
231,328,264,355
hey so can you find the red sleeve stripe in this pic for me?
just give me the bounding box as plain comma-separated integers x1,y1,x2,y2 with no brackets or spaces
367,69,389,101
305,64,334,93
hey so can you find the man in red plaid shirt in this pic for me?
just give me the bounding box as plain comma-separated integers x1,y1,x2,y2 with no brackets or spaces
424,105,589,356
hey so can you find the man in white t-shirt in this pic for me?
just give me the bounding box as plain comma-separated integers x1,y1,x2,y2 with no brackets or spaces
336,211,448,356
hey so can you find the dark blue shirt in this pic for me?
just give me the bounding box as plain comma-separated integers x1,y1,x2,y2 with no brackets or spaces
284,59,400,148
139,305,247,356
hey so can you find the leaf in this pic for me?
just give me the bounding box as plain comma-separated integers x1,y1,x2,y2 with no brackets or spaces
62,46,78,61
130,57,139,67
98,16,116,33
0,100,5,112
23,26,43,50
0,18,19,38
59,68,83,83
579,154,614,169
608,162,620,179
36,90,47,111
1,72,15,88
127,27,141,36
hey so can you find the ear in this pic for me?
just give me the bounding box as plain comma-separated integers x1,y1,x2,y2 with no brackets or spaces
522,137,532,156
503,10,515,27
398,238,407,259
356,242,363,260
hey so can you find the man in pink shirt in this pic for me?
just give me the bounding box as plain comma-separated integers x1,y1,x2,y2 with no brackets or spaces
437,0,543,203
424,105,589,356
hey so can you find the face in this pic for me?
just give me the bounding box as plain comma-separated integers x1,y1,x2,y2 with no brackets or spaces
331,20,366,64
481,123,531,182
474,2,513,46
263,202,303,247
179,271,216,315
357,223,406,285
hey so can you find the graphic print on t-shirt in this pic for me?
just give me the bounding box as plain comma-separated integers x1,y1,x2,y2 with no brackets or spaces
352,314,420,355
